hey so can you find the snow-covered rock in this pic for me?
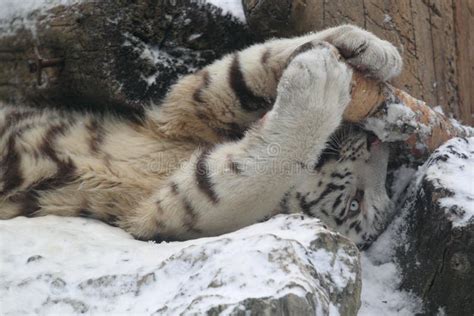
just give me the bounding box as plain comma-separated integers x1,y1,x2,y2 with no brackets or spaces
395,137,474,315
0,214,361,315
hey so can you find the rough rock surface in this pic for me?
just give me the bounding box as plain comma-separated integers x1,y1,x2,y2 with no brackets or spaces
0,214,361,315
395,137,474,315
243,0,323,38
0,1,255,114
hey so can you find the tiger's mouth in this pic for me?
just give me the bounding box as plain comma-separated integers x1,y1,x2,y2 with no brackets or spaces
366,131,381,151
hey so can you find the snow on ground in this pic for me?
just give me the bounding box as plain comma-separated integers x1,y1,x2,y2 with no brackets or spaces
358,160,421,316
0,214,359,315
0,213,422,315
206,0,246,22
359,212,423,316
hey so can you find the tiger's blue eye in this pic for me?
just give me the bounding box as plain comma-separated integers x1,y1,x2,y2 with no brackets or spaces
350,200,359,211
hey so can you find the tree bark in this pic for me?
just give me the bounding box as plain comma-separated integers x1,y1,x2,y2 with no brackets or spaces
396,140,474,315
243,0,474,126
0,1,255,115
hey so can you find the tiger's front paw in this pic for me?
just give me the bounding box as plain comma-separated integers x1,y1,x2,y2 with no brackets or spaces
265,44,353,164
277,42,352,119
326,25,402,81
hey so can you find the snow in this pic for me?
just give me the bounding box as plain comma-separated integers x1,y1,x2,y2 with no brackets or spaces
0,0,82,20
359,162,424,316
0,0,246,38
423,137,474,226
206,0,246,22
389,165,417,202
0,0,84,37
364,102,419,142
0,214,359,315
359,210,423,316
364,98,474,158
123,32,207,89
383,14,393,24
359,256,421,316
449,117,474,138
359,163,423,316
0,211,425,315
0,0,246,22
358,136,474,315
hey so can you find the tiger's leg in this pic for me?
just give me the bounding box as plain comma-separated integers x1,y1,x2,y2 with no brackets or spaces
151,24,402,144
122,44,353,240
0,106,77,218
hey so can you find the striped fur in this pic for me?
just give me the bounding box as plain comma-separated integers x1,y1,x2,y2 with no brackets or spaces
0,25,401,247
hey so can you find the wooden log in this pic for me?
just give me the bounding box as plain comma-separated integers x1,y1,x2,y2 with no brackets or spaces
312,41,473,157
0,1,255,115
346,72,473,157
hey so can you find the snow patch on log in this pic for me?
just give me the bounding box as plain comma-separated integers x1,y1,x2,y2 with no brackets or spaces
423,137,474,226
0,0,82,20
395,136,474,314
0,0,83,36
364,102,420,142
207,0,246,22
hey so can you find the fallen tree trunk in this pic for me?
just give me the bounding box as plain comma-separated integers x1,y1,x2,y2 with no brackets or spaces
346,72,474,158
0,1,255,114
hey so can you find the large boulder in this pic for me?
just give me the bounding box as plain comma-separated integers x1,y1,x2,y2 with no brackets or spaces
395,137,474,315
0,214,361,315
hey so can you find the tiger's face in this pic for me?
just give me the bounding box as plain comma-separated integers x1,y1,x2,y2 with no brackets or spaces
294,126,392,249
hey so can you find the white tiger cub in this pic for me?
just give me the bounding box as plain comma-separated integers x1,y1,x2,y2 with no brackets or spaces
0,25,402,248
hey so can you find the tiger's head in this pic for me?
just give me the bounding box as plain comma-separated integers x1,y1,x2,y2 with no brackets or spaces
293,125,393,249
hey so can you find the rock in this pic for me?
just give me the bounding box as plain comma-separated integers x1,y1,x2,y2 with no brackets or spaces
243,0,324,38
0,1,255,115
26,255,44,263
0,214,361,315
395,137,474,315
